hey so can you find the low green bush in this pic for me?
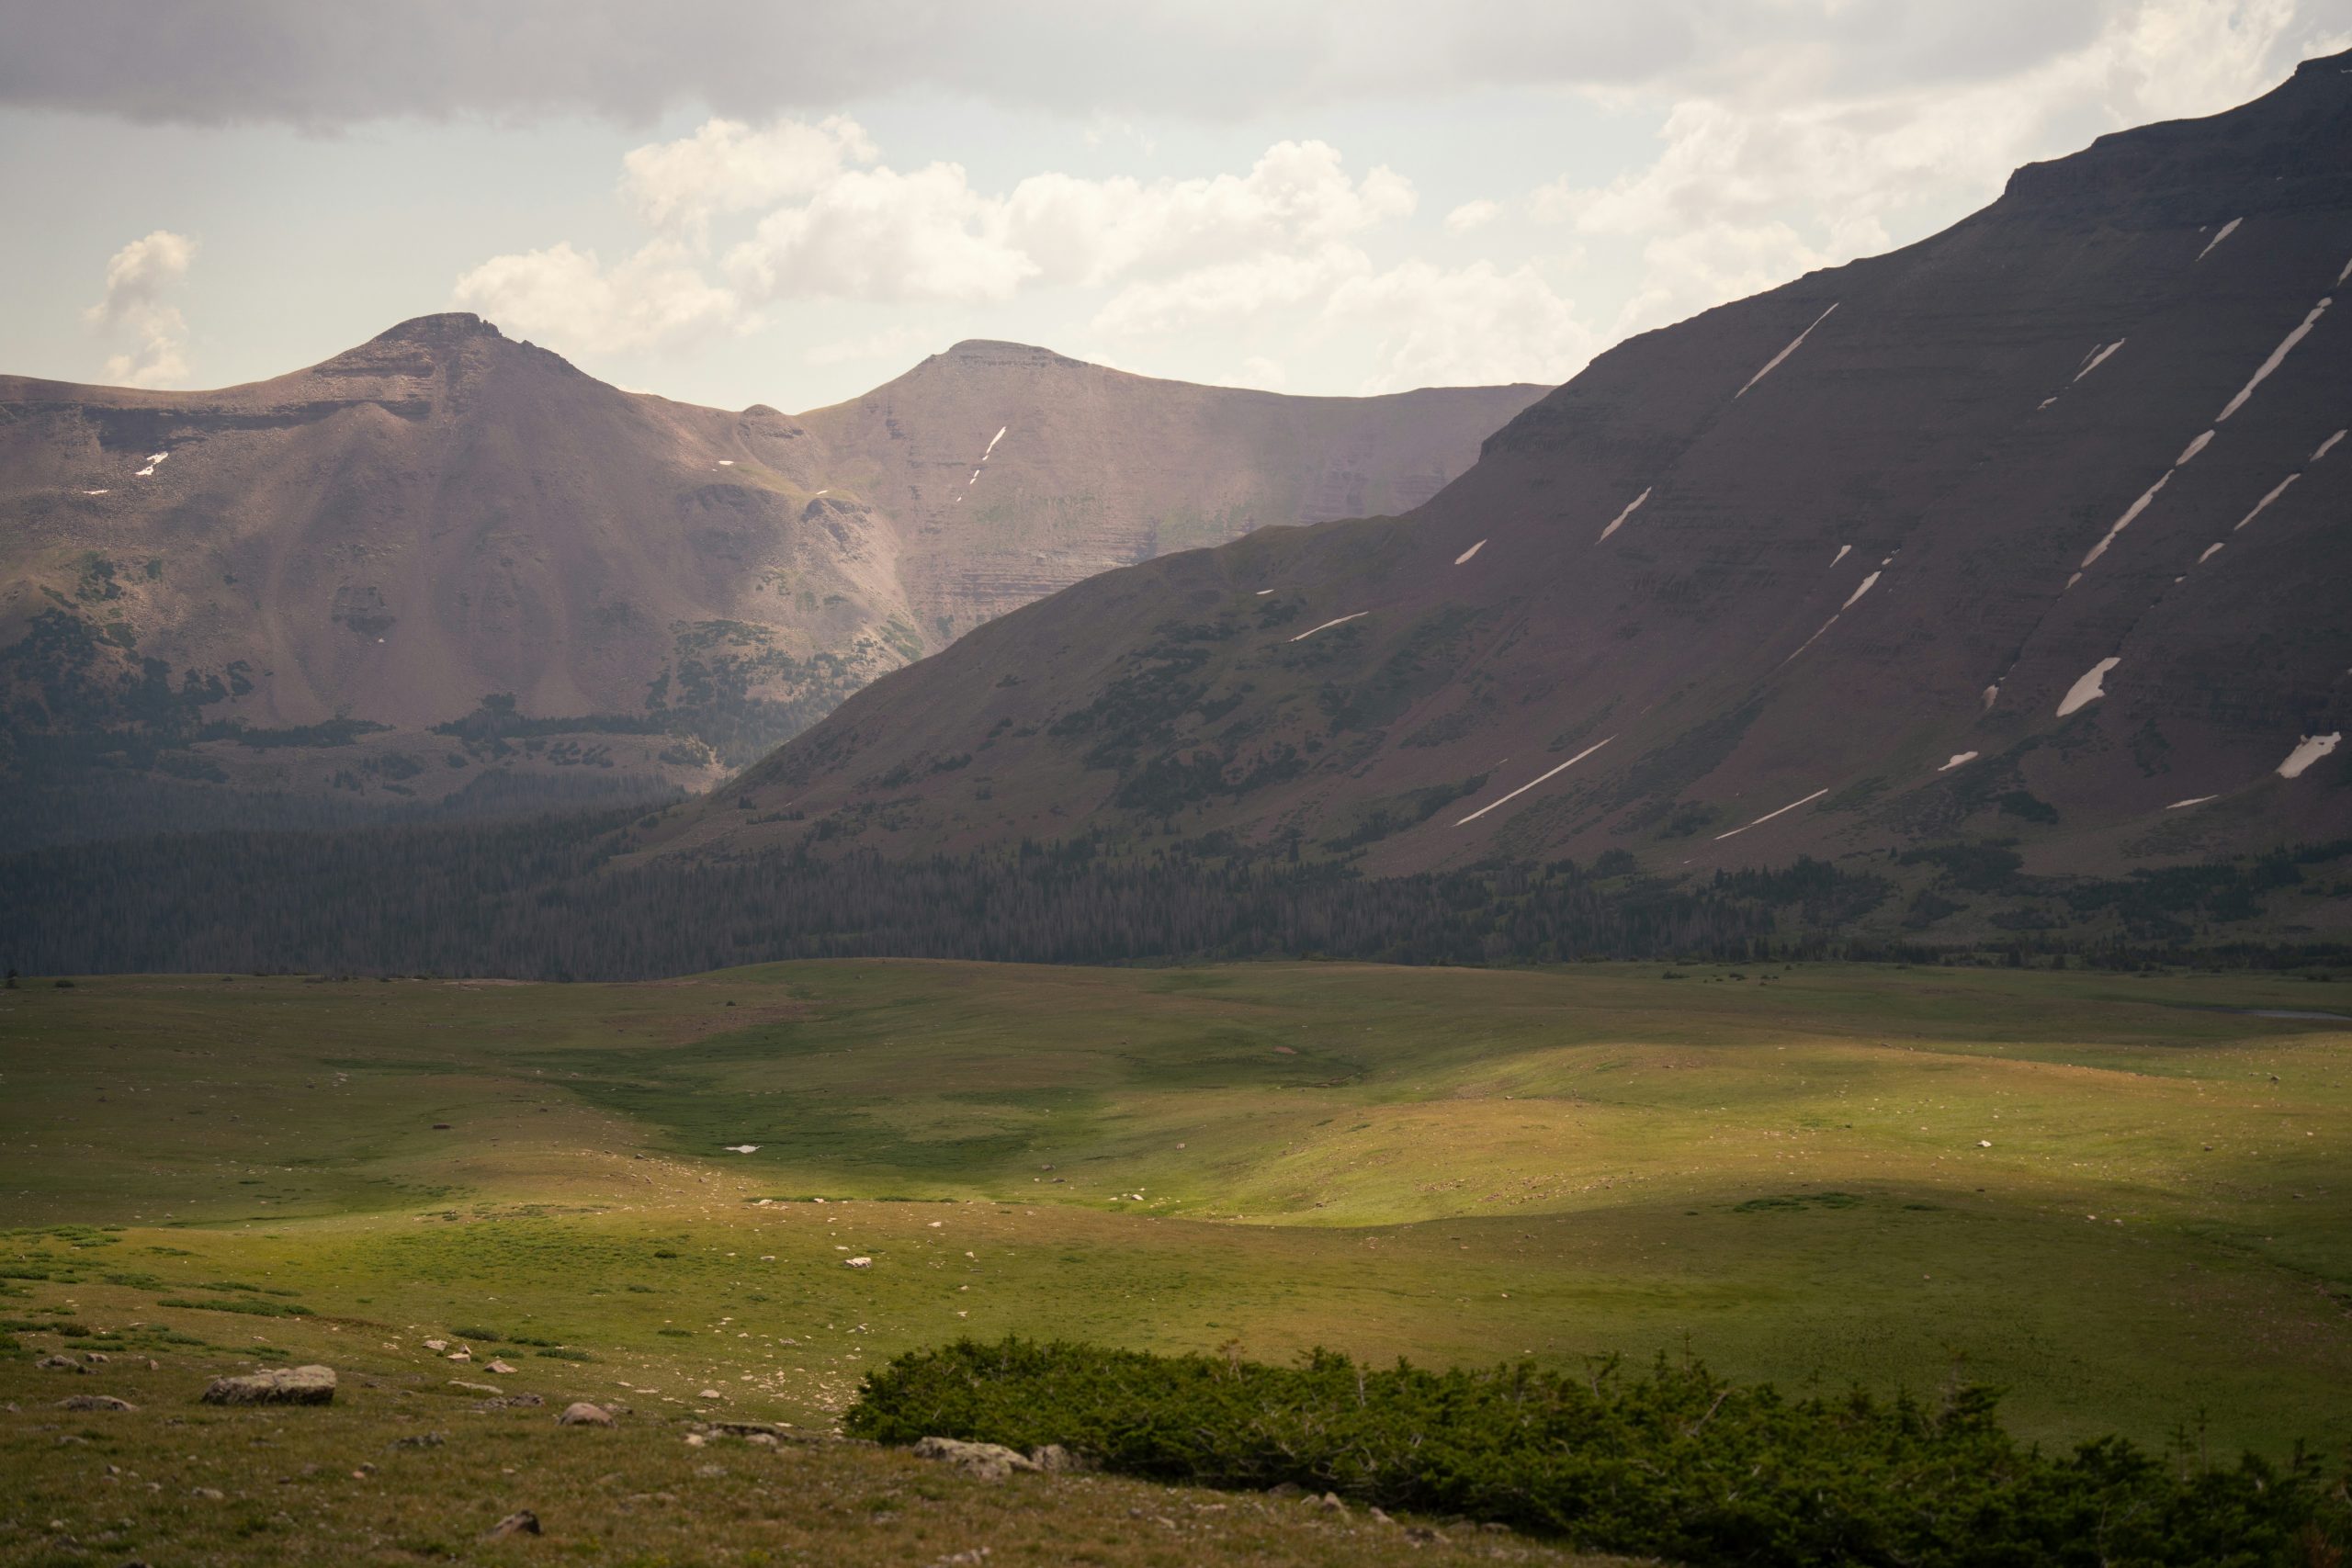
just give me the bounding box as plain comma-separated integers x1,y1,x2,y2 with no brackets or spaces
848,1338,2348,1567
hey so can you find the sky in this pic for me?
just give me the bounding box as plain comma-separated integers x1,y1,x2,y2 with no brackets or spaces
4,1,2349,413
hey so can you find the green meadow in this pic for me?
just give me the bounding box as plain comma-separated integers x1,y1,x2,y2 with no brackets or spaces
2,960,2347,1562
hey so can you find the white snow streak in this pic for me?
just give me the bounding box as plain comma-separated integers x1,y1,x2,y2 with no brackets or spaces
2195,218,2242,261
1713,788,1829,841
2215,298,2330,423
1455,737,1615,826
81,489,108,496
2074,340,2125,382
2339,254,2352,287
2312,429,2346,463
2197,542,2224,564
717,459,734,466
1830,545,1851,568
2037,397,2058,411
968,468,981,485
2173,429,2214,467
1597,487,1651,542
724,1144,761,1154
2079,471,2172,569
2056,656,2120,716
146,452,167,464
2278,732,2342,779
1735,303,1838,399
1840,570,1882,611
813,489,829,496
134,465,155,477
1289,612,1368,643
1255,588,1274,595
1454,539,1487,565
1939,751,1979,773
1982,683,2001,711
2232,474,2299,532
982,426,1007,460
2166,795,2219,810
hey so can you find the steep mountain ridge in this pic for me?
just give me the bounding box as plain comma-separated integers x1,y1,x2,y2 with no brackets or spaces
0,321,1540,834
667,51,2352,918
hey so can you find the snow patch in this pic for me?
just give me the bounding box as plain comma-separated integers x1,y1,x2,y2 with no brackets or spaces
717,459,734,466
2215,297,2330,423
1939,751,1978,773
1454,539,1487,565
2073,340,2125,382
813,489,829,496
1255,588,1274,595
81,489,108,496
134,465,155,477
968,468,981,485
723,1145,761,1154
1839,570,1882,611
1455,737,1615,826
2037,397,2058,411
2173,429,2214,467
146,452,168,464
982,426,1006,460
1830,545,1851,568
2197,542,2223,564
1713,788,1829,841
2166,795,2219,810
2079,471,2172,569
1781,615,1839,664
1982,683,2001,711
1735,302,1837,399
2195,218,2242,261
2278,732,2342,779
2312,429,2346,463
1597,487,1650,542
2339,254,2352,287
1289,611,1368,643
2231,474,2299,532
2056,656,2121,717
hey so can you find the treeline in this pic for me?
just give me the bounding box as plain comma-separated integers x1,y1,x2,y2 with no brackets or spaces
1,814,1804,980
851,1337,2349,1566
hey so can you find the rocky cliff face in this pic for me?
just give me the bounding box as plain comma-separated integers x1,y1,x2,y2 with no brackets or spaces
665,51,2352,896
0,320,1539,836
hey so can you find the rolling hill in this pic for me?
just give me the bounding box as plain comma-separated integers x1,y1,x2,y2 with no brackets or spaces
0,321,1540,838
665,50,2352,921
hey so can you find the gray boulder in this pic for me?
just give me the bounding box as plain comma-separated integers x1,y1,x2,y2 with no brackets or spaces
201,1365,336,1405
912,1436,1040,1481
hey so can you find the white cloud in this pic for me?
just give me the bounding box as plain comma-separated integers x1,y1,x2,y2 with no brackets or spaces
85,229,197,388
803,322,936,367
1093,244,1371,337
724,162,1035,305
1323,260,1596,391
1444,198,1501,233
1535,0,2316,337
621,114,876,234
452,238,740,354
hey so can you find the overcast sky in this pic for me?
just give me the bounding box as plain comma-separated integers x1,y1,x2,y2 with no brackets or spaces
5,1,2348,411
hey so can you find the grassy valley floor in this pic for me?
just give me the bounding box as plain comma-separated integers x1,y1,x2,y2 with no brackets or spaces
1,960,2347,1562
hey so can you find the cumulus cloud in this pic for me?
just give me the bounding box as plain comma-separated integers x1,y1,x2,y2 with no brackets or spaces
85,229,197,388
1324,260,1595,391
452,239,739,354
621,114,876,234
1444,199,1502,234
459,126,1419,348
1535,0,2324,335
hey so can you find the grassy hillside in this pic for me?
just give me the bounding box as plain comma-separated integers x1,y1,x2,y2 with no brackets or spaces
1,961,2347,1558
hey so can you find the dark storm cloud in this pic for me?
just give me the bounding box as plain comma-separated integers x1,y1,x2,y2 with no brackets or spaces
0,0,2142,127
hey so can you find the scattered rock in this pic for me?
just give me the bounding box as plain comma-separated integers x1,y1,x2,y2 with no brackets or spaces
201,1366,336,1406
423,1339,448,1351
189,1487,226,1501
390,1432,446,1450
557,1402,615,1427
57,1395,136,1412
843,1256,873,1269
36,1355,85,1372
1316,1492,1348,1514
81,1351,108,1364
1267,1482,1304,1498
1027,1444,1090,1472
486,1360,517,1375
450,1380,502,1394
694,1462,727,1478
486,1509,540,1539
476,1393,545,1411
697,1388,723,1401
684,1433,707,1448
447,1348,472,1362
911,1436,1040,1482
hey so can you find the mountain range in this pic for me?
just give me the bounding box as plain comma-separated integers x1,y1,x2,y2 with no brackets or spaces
0,321,1540,835
653,49,2352,926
